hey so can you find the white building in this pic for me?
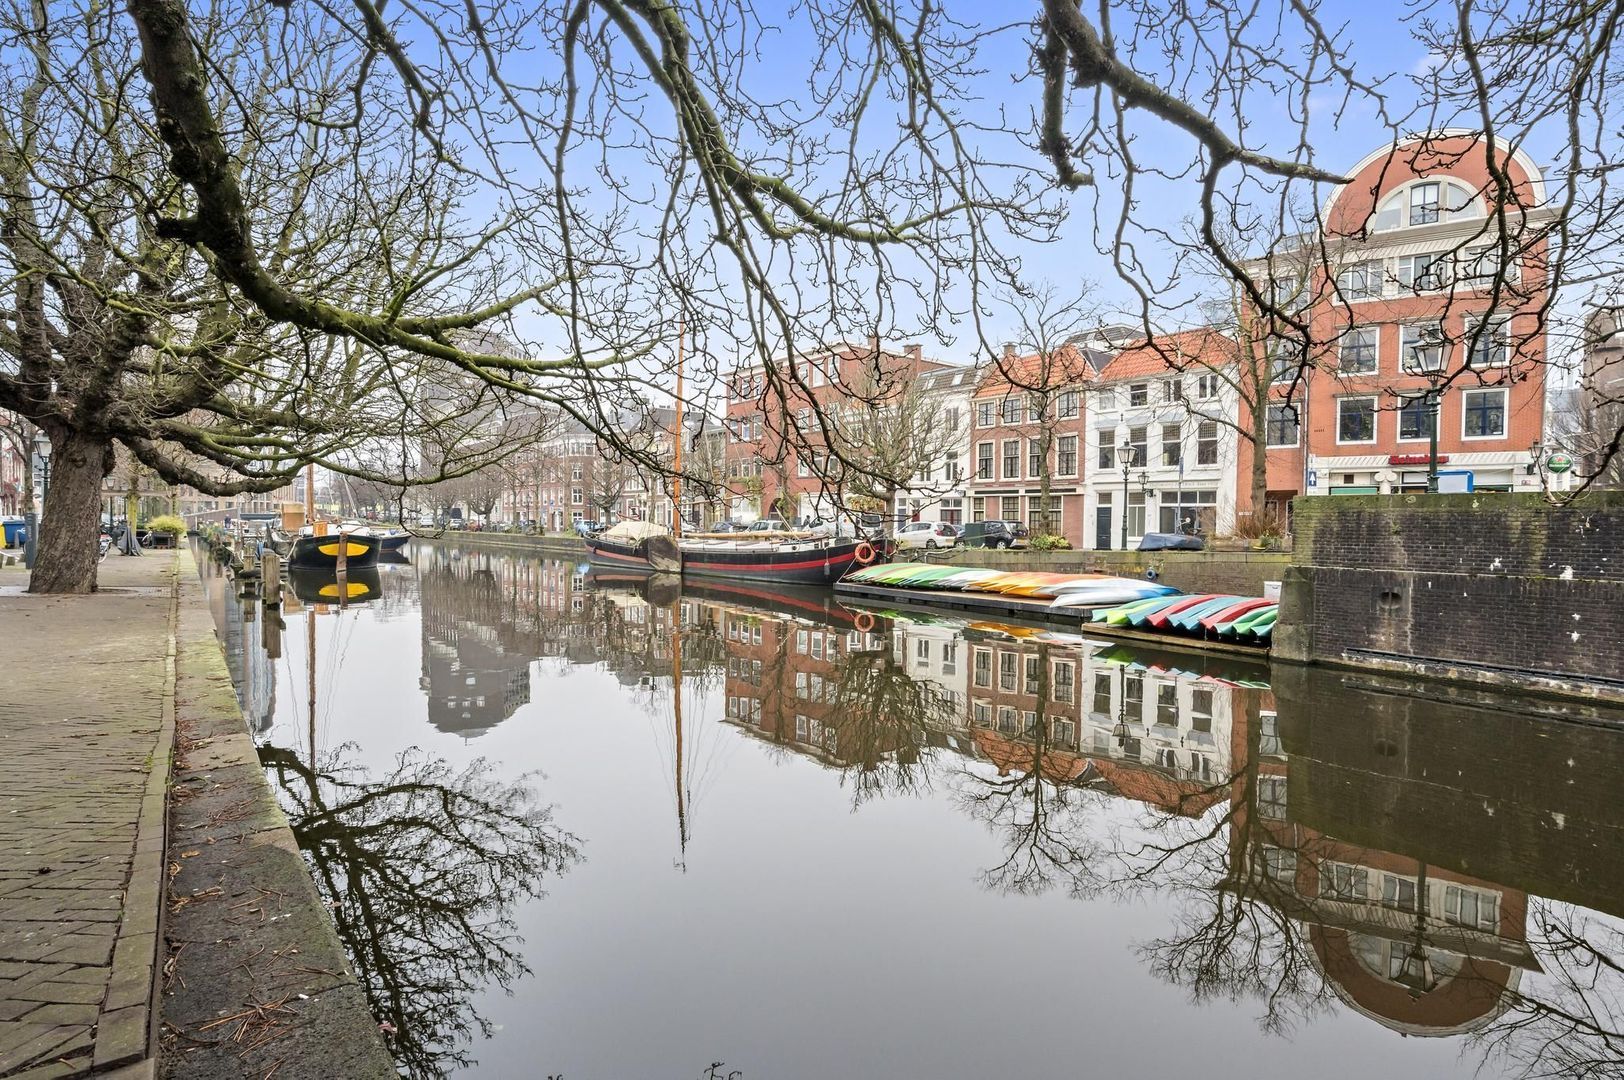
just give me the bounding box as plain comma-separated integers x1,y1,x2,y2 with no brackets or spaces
891,365,979,526
1082,330,1242,550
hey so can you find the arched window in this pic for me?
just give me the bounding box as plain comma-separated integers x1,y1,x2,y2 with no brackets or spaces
1371,179,1484,231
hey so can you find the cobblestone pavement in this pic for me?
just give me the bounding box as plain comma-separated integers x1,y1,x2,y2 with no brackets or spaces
0,553,179,1079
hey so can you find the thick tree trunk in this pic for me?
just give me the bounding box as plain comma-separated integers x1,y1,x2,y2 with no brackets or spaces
1250,382,1270,524
29,431,114,594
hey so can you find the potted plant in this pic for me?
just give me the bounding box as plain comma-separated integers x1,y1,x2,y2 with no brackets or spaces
145,514,186,548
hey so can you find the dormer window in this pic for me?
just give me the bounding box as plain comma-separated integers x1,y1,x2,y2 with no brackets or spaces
1372,179,1484,231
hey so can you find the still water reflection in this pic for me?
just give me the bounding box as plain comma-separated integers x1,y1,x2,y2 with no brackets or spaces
198,542,1624,1079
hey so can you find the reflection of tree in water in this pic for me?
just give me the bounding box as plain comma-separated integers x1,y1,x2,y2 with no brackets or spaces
1123,776,1334,1037
1473,903,1624,1078
260,744,582,1078
1115,742,1624,1078
828,639,957,806
953,643,1110,898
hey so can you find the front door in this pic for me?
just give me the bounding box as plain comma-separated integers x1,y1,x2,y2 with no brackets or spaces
1095,506,1112,550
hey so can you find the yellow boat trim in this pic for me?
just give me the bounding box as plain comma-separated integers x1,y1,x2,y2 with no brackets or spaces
315,541,371,557
317,581,374,599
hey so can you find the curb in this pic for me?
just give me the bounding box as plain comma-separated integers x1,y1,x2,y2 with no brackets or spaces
158,548,396,1079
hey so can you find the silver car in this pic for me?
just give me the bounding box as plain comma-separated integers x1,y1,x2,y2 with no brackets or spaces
893,520,958,550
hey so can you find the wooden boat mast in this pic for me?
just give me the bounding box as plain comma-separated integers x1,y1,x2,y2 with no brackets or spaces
673,314,684,540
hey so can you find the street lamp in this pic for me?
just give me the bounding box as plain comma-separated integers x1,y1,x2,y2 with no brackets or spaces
1424,368,1446,493
1138,470,1152,534
1118,442,1134,549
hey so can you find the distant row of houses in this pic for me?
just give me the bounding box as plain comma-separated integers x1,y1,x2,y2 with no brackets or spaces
491,132,1606,545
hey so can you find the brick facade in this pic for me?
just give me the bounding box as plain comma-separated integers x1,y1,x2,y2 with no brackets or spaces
1275,493,1624,698
1255,134,1554,515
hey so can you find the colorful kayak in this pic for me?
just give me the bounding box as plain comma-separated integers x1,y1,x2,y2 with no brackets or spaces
1168,596,1247,631
1146,594,1221,628
1227,605,1279,636
1053,584,1178,610
1126,596,1192,627
1202,598,1275,632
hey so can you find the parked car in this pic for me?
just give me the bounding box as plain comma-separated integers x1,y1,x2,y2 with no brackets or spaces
573,519,604,537
997,520,1031,543
746,518,790,532
958,520,1021,549
893,521,958,551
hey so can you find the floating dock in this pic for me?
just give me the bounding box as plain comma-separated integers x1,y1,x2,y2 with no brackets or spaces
834,575,1271,660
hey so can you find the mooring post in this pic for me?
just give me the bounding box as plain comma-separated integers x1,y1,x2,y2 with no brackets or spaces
261,552,282,606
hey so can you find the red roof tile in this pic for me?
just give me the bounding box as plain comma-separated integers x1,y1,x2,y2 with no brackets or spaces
1098,328,1239,382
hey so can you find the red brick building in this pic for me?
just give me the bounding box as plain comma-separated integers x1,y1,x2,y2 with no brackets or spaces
721,342,947,523
964,344,1105,547
1251,132,1554,515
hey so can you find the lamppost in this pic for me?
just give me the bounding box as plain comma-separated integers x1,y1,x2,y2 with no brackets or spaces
23,428,51,569
1118,441,1134,549
1392,861,1437,999
1424,368,1447,493
1527,438,1544,492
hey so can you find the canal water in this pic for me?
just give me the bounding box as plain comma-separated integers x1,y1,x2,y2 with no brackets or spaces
197,542,1624,1080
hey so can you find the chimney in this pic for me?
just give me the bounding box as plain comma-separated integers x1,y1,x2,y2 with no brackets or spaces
1002,342,1018,362
905,343,923,365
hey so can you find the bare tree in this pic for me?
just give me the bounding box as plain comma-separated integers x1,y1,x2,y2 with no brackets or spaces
996,285,1104,539
824,361,963,523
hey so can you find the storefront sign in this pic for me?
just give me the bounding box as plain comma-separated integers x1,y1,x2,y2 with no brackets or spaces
1388,454,1448,466
1547,454,1573,474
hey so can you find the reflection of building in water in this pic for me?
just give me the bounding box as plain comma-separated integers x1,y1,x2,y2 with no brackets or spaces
965,635,1238,814
1237,700,1533,1038
203,559,278,734
417,551,537,737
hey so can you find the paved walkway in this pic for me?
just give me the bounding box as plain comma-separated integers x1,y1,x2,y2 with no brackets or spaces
0,552,178,1079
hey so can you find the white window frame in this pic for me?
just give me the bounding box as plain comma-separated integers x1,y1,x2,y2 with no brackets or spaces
1056,434,1078,478
1396,393,1436,443
1335,395,1379,445
1057,390,1080,419
1400,323,1447,374
1195,373,1219,400
976,441,994,480
1336,260,1383,300
1337,327,1380,374
1001,439,1021,480
1195,420,1219,465
1466,316,1511,369
1461,387,1508,440
1399,252,1451,292
1409,181,1441,226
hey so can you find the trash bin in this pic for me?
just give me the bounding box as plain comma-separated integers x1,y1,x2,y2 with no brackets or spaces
1,517,25,548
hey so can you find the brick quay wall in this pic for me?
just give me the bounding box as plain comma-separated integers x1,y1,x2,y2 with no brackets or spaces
1274,492,1624,702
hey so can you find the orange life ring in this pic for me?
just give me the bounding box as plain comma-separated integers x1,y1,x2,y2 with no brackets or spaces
854,541,876,565
853,611,875,633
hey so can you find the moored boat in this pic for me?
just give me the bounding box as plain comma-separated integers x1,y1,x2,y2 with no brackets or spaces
286,526,382,570
677,535,869,586
583,521,681,572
